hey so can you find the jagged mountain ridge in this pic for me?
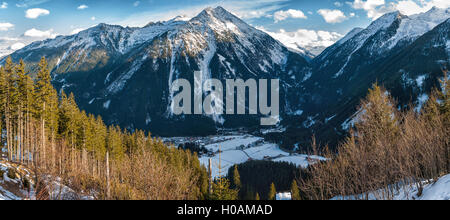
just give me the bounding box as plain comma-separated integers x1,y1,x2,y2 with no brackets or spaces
278,7,450,149
2,7,311,136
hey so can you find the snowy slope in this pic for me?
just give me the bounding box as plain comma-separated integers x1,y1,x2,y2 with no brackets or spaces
385,7,450,50
332,174,450,200
315,7,450,78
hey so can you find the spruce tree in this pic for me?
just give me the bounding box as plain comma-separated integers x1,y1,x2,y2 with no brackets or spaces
2,57,18,161
232,165,241,190
356,84,399,140
210,178,238,200
268,182,276,200
291,180,300,200
15,60,27,163
0,66,5,149
35,57,53,165
423,91,441,127
439,70,449,172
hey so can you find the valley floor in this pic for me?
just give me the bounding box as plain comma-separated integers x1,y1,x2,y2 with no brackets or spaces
164,133,327,178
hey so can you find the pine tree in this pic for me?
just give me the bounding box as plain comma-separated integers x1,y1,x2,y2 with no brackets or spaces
210,178,238,200
423,91,441,127
2,57,18,161
255,192,260,200
107,125,125,161
357,84,399,140
440,70,449,125
34,57,54,166
15,59,27,163
268,182,276,200
291,180,300,200
439,69,450,172
232,165,241,191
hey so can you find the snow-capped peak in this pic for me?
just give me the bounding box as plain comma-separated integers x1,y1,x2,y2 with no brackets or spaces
385,7,450,49
171,15,190,22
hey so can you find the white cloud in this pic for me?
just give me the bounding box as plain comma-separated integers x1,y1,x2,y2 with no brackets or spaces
91,16,96,21
395,0,450,15
133,1,140,7
258,26,343,52
70,28,86,35
348,0,395,20
1,2,7,9
10,42,26,50
24,28,57,38
0,23,14,31
348,0,450,20
0,37,19,41
273,9,307,22
334,2,344,7
0,37,29,57
16,0,51,8
77,4,88,10
25,8,50,19
317,9,348,23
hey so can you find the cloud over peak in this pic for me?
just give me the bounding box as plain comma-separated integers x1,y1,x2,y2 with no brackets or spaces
348,0,450,20
77,5,88,10
0,23,14,31
25,8,50,19
24,28,57,38
273,9,307,23
317,9,348,23
258,26,343,55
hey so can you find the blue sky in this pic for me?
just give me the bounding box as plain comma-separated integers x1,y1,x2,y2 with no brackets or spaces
1,0,449,56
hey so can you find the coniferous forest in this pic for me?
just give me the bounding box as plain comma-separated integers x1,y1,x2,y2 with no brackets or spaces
0,57,210,200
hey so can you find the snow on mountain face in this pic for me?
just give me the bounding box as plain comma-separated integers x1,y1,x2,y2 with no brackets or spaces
315,8,450,78
314,11,405,79
1,7,310,136
318,11,401,61
385,7,450,50
133,6,297,122
336,28,364,46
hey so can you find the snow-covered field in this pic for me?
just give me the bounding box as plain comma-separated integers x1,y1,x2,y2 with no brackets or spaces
166,134,327,179
332,174,450,200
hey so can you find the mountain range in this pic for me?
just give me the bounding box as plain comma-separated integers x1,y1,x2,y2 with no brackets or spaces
2,6,449,150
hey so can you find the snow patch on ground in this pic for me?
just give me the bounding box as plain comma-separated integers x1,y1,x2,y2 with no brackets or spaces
276,192,292,200
416,74,427,88
333,174,450,200
415,94,429,112
1,161,94,200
